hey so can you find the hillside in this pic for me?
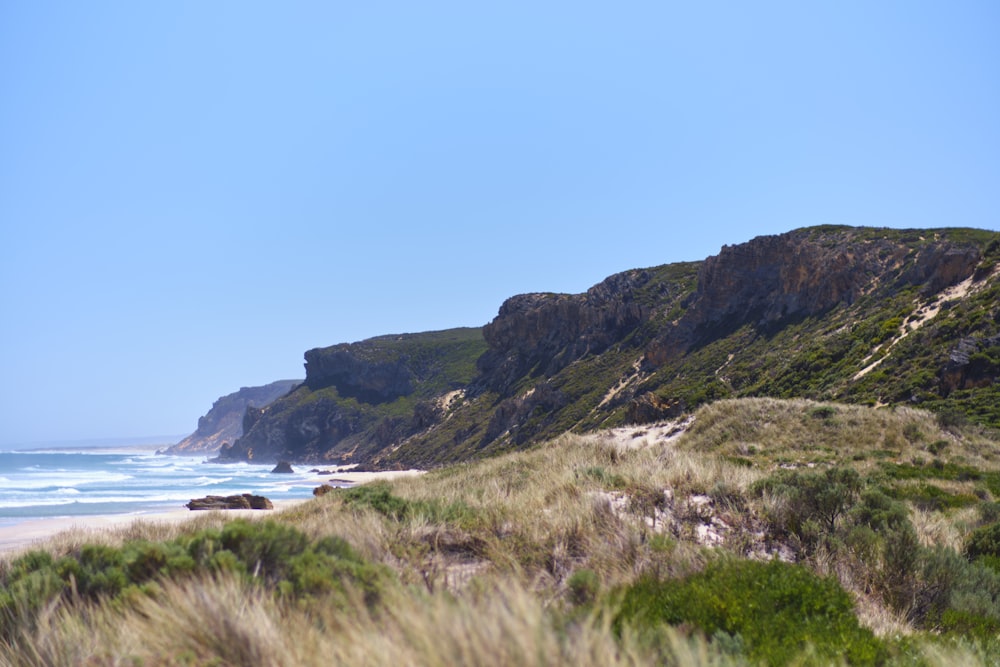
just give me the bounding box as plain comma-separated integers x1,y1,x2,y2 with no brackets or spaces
217,226,1000,467
217,328,487,464
164,380,300,454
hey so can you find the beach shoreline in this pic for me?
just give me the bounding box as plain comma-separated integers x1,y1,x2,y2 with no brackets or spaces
0,499,307,555
0,468,423,556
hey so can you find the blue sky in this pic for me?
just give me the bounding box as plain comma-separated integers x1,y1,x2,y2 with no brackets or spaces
1,1,998,444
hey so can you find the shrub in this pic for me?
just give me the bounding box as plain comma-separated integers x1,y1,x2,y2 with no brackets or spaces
902,422,923,443
849,489,910,533
339,482,422,520
567,569,600,606
979,502,1000,524
218,519,310,584
754,467,862,551
937,409,969,433
965,522,1000,562
808,405,838,420
336,482,479,526
0,520,389,642
913,546,1000,632
615,558,885,665
927,439,949,456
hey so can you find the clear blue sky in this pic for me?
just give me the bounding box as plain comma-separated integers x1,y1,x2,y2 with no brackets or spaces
1,1,998,444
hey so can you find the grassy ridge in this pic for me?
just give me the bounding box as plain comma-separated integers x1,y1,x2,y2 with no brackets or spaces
5,398,1000,664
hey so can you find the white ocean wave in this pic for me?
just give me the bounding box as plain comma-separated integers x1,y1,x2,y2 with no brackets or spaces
194,476,233,486
74,493,192,504
0,498,76,509
2,472,134,490
0,450,319,522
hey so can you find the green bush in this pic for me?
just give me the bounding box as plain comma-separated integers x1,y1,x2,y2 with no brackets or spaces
965,522,1000,562
336,482,479,526
567,568,600,606
754,467,862,551
340,482,414,520
615,558,886,665
908,546,1000,632
887,483,979,512
849,489,910,533
0,520,389,642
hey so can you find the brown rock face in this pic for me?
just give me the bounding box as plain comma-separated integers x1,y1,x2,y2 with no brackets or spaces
646,228,982,366
186,494,273,510
165,380,300,455
627,393,685,424
478,271,650,392
482,382,568,445
940,334,1000,394
304,346,414,402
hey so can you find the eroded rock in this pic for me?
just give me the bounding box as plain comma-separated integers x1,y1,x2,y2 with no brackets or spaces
186,494,273,510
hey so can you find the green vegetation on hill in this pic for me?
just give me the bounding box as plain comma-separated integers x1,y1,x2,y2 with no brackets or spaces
6,398,1000,664
207,227,1000,470
378,227,999,469
221,327,488,463
612,229,1000,430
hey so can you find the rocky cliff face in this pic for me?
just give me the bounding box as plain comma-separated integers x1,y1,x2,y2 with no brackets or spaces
303,346,415,402
477,270,652,393
165,380,300,454
216,329,487,464
941,334,1000,394
646,228,983,365
208,226,1000,468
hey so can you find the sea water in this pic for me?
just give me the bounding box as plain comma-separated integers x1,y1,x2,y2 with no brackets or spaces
0,444,330,528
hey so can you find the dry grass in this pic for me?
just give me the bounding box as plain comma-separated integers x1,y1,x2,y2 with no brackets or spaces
911,506,981,552
680,397,998,472
5,398,1000,665
2,574,705,667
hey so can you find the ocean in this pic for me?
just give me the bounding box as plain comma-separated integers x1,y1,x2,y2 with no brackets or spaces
0,444,330,528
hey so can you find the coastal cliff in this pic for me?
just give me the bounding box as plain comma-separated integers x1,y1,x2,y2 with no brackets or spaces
216,328,487,464
165,380,300,454
211,226,1000,468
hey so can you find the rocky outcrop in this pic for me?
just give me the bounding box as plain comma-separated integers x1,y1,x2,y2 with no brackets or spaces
477,271,651,393
271,461,294,474
941,334,1000,393
304,346,413,402
216,329,488,464
186,494,273,510
645,228,982,365
482,382,568,445
218,386,370,463
627,393,685,424
165,380,300,455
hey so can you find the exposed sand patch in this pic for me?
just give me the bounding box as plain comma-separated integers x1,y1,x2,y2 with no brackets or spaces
436,389,464,412
853,270,992,381
305,467,425,486
591,415,695,450
597,358,645,409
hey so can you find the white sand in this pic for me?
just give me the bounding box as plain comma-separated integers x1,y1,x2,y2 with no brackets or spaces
0,469,424,556
0,500,308,555
304,468,424,486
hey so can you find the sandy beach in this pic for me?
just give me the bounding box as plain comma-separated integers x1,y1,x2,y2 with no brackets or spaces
0,469,423,556
0,499,306,555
